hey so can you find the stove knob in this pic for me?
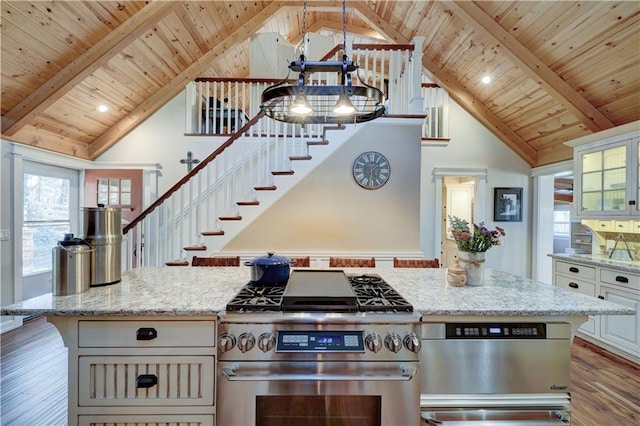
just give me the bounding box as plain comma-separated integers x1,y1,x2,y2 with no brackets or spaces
365,333,382,353
403,333,422,353
218,333,237,352
385,333,402,353
258,333,276,352
237,332,256,353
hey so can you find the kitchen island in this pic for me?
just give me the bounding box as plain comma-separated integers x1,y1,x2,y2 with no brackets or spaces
1,267,634,426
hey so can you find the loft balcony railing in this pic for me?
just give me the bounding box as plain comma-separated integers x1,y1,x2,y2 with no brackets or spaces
185,40,449,138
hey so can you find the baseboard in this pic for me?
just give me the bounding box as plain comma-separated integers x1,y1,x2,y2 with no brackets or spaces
0,316,24,334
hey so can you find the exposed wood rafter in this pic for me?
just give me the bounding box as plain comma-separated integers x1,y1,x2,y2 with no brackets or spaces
352,0,537,165
1,1,181,136
88,1,286,159
444,0,615,133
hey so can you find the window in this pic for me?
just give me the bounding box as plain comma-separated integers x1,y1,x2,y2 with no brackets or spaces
553,209,571,237
97,178,131,206
22,162,79,275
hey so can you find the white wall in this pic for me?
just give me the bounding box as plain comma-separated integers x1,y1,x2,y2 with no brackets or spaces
98,91,227,195
224,123,422,254
98,91,533,276
420,101,532,276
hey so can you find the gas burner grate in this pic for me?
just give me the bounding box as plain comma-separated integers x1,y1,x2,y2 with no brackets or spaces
226,283,286,312
348,274,413,312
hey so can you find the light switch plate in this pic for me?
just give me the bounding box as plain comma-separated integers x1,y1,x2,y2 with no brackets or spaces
0,229,10,241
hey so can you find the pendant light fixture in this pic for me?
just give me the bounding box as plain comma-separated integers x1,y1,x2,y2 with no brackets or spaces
260,0,385,124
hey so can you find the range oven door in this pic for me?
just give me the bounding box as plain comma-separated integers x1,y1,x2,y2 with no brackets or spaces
217,361,420,426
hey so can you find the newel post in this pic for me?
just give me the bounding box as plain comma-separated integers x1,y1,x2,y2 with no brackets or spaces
409,37,425,114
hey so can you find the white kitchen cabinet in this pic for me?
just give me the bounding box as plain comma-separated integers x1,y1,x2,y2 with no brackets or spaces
599,284,640,356
552,258,640,362
552,260,598,336
49,316,217,425
573,136,639,218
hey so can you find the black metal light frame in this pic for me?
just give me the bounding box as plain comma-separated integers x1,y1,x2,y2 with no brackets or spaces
260,55,386,124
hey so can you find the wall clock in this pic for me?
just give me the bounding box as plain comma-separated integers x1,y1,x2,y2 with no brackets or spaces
352,151,390,189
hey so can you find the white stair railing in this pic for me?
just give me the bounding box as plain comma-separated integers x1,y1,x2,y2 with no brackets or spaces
123,114,327,269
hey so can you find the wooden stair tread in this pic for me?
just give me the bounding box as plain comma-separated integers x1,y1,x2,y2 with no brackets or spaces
237,200,259,206
201,230,225,236
165,260,189,266
307,140,329,146
254,185,277,191
219,215,242,221
272,170,294,176
183,246,207,251
289,155,312,161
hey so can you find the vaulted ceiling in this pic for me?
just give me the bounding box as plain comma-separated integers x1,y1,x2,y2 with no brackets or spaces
2,1,639,167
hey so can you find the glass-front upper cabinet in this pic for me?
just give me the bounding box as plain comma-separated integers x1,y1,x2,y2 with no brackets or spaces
574,136,639,218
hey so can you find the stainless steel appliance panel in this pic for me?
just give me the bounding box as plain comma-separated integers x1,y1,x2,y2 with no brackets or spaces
422,409,570,425
217,360,420,426
420,323,571,395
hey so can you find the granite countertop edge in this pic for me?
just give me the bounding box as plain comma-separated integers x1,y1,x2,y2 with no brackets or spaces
1,267,634,318
549,253,640,273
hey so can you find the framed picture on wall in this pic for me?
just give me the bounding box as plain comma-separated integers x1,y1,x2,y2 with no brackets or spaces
494,187,522,222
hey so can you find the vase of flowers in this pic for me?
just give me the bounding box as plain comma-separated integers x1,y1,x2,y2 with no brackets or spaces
448,215,506,286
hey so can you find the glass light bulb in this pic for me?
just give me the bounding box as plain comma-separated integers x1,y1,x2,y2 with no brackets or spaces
333,94,355,115
290,95,312,115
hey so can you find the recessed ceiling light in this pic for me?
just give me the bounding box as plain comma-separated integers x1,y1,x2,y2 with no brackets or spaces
481,75,491,85
97,104,109,113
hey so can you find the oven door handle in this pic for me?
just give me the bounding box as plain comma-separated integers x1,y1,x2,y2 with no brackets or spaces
221,365,416,382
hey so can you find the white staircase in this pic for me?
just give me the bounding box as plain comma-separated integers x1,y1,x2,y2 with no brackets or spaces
122,116,362,268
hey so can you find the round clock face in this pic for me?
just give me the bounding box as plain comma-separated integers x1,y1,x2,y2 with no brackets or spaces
352,151,390,189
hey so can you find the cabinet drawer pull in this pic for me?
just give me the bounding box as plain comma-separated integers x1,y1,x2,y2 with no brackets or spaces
615,276,629,283
569,267,579,273
597,295,605,300
136,327,158,340
568,282,579,289
136,374,158,388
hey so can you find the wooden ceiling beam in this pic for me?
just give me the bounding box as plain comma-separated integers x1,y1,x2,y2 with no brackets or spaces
88,1,285,160
352,0,537,165
443,0,615,133
306,19,383,40
1,1,180,137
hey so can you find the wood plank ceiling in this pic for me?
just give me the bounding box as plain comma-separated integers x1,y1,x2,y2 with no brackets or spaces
1,1,639,166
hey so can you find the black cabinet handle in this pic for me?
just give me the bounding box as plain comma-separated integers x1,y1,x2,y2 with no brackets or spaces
569,267,579,273
629,200,636,206
568,282,579,289
598,295,605,300
615,276,629,283
136,374,158,388
136,327,158,340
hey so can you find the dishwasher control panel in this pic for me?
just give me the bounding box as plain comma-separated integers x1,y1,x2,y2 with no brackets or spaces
446,323,546,339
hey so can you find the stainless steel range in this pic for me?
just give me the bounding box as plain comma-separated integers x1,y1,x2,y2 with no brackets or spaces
217,269,422,426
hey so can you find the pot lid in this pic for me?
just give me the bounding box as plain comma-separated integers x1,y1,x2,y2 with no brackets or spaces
58,233,88,246
250,252,292,267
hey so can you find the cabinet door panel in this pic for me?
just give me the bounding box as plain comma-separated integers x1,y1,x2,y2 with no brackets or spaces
78,355,215,406
599,285,639,355
79,320,215,347
554,261,596,280
78,414,214,426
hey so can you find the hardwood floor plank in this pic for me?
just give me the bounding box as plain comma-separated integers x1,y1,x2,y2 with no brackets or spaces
1,319,639,425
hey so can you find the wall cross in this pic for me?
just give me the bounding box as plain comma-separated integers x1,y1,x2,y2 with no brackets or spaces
180,151,200,172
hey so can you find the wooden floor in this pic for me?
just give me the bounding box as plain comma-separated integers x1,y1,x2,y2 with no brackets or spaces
1,317,639,425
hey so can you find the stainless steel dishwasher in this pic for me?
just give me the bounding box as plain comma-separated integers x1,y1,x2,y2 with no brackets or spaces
420,322,572,425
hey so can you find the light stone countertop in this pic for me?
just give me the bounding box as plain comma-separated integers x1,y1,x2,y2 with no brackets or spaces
549,253,640,273
1,267,633,317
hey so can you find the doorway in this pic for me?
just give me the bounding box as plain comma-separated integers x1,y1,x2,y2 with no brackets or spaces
432,167,488,267
441,176,476,267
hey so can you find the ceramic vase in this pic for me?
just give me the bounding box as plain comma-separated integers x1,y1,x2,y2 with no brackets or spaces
457,251,486,286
